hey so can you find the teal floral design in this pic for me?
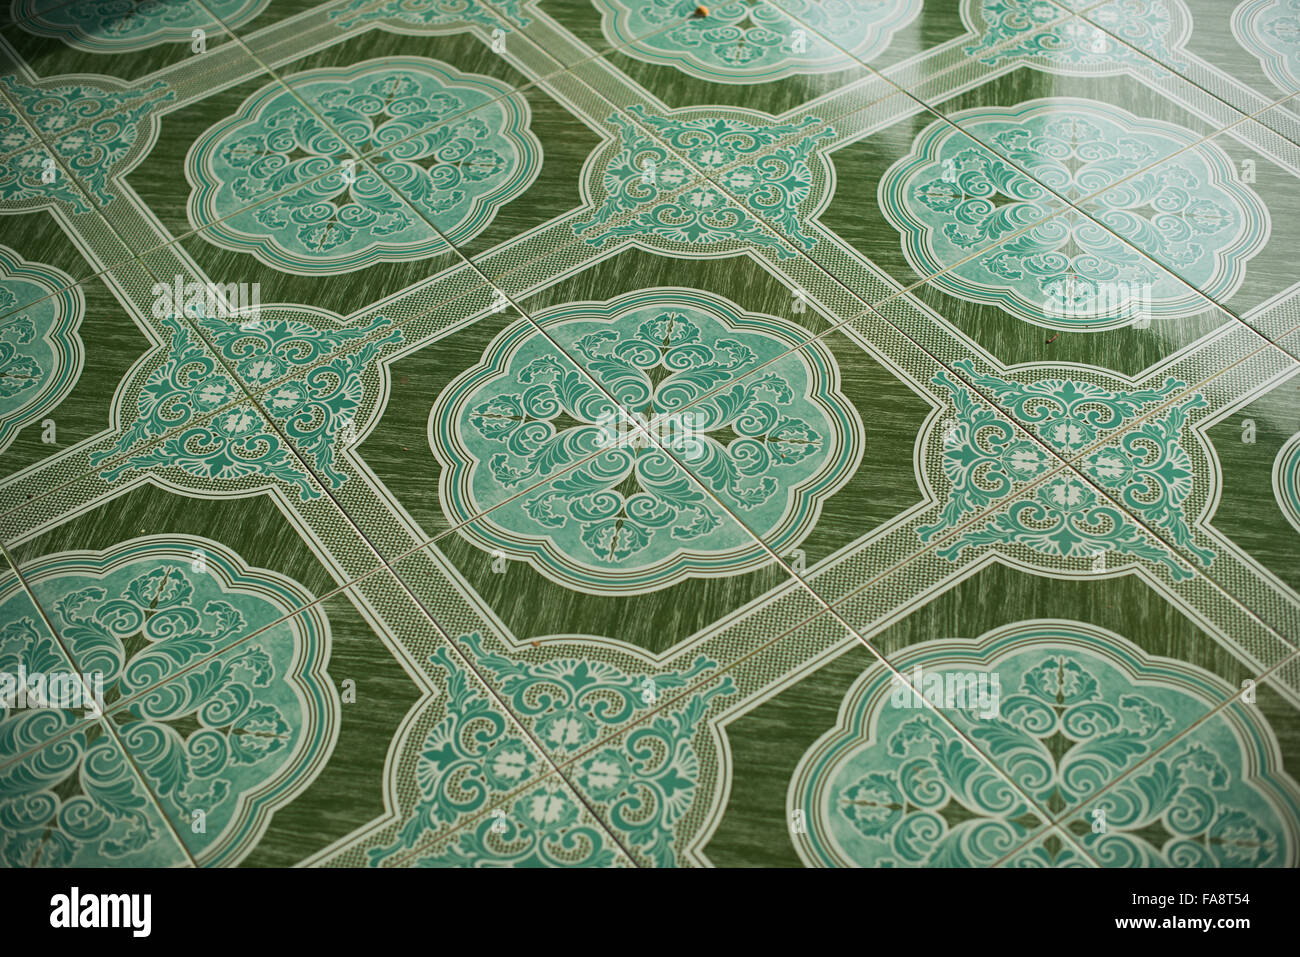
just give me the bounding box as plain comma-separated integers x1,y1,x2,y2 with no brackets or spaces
189,59,540,273
0,589,85,762
792,623,1300,867
1233,0,1300,92
920,360,1211,580
370,635,732,866
13,0,268,51
331,0,529,30
879,100,1268,328
1,539,337,866
965,0,1189,75
577,106,830,258
1271,431,1300,536
0,246,83,453
91,311,402,499
0,79,172,213
597,0,920,83
431,291,860,593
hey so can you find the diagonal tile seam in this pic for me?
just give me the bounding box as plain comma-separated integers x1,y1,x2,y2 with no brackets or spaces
387,391,1280,863
4,18,656,275
0,34,729,515
7,0,1289,868
0,528,640,867
594,0,1154,194
0,12,253,165
385,461,1144,866
316,45,1300,673
757,2,1298,223
0,387,1150,860
0,326,1124,863
0,539,201,866
15,46,726,861
0,153,817,540
561,54,1300,643
0,268,493,524
762,1,1300,357
206,0,567,152
17,3,1289,863
5,4,1222,478
0,80,175,170
3,0,83,32
891,5,1295,155
489,71,1300,650
0,442,696,771
1062,0,1300,146
989,646,1300,868
200,0,732,152
541,31,1289,361
418,117,1300,673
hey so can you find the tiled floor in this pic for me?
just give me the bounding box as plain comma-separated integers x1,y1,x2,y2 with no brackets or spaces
1,0,1299,868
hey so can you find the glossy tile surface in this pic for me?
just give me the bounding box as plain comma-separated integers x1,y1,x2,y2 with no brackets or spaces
1,0,1298,868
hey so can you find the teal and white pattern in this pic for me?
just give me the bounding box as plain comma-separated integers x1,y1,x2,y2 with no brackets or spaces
0,246,83,454
920,361,1211,580
0,79,171,213
1234,0,1300,92
577,106,830,258
1,538,337,867
370,634,732,866
1272,430,1300,536
330,0,529,30
13,0,269,52
595,0,920,83
431,290,861,593
188,59,540,274
92,311,402,498
964,0,1190,75
791,622,1300,867
878,100,1269,328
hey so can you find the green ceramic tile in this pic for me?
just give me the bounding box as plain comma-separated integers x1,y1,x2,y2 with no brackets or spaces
564,4,877,114
1,2,244,84
95,569,427,867
5,0,1300,869
396,459,797,656
1,717,193,866
1055,676,1300,866
867,570,1272,825
699,618,1067,867
1080,116,1300,325
0,258,156,488
0,553,97,763
1074,0,1299,137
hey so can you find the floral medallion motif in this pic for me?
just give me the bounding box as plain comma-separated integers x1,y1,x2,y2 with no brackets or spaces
595,0,920,83
0,78,172,213
188,59,540,274
13,0,268,52
964,0,1191,76
92,310,402,499
1271,430,1300,536
878,100,1268,329
0,538,338,866
330,0,529,30
920,361,1212,581
576,106,830,258
369,634,732,866
790,622,1300,867
430,290,861,593
0,246,84,454
1234,0,1300,92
